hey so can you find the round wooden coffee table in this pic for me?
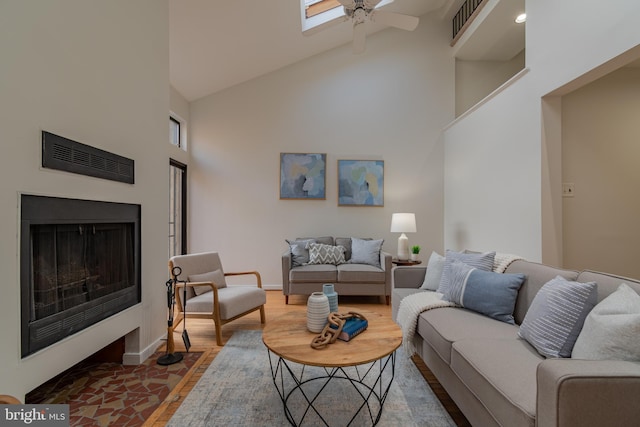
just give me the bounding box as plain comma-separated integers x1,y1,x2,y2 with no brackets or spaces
262,307,402,426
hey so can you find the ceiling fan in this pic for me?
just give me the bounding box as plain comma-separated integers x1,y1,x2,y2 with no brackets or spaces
336,0,420,54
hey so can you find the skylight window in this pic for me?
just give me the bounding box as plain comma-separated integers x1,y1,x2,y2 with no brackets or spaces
301,0,394,35
305,0,341,19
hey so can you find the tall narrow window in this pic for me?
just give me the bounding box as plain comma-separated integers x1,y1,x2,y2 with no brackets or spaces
170,117,181,148
169,160,187,258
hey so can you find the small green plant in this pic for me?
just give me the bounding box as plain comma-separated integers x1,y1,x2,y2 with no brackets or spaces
411,245,421,254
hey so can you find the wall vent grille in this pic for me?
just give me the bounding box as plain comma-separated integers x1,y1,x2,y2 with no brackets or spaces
42,131,135,184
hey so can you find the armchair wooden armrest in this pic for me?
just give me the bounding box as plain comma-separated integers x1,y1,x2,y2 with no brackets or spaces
224,271,263,288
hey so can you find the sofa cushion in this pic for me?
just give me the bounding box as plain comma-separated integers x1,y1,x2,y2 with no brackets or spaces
420,251,445,291
518,276,598,358
307,242,345,265
350,237,383,268
577,270,640,302
572,283,640,361
337,263,385,283
417,307,519,364
437,250,496,295
451,338,542,427
289,264,337,283
296,236,334,246
443,260,525,324
335,237,353,261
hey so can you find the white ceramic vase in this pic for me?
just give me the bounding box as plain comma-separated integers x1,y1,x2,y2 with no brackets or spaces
307,292,330,333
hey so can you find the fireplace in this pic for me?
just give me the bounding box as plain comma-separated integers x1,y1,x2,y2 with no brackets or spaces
20,195,141,357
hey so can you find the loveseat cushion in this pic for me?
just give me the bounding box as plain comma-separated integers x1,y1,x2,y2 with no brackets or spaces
289,264,337,283
335,237,353,260
450,338,542,427
417,307,519,364
337,263,385,283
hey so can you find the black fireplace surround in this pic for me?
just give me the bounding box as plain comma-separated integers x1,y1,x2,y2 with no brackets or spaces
20,195,141,357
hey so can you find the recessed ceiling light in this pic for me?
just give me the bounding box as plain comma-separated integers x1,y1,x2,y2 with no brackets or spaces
515,13,526,24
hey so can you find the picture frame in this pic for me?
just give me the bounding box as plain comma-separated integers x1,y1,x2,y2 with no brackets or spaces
338,160,384,206
279,153,326,200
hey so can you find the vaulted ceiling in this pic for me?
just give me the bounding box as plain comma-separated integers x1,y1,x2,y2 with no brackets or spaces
169,0,525,102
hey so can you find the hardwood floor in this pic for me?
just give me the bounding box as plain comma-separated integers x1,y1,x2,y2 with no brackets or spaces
143,291,470,427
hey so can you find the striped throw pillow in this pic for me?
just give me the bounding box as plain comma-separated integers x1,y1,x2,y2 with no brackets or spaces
437,250,496,295
518,276,597,358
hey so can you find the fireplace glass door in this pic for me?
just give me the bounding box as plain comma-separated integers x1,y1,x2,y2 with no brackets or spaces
30,223,135,321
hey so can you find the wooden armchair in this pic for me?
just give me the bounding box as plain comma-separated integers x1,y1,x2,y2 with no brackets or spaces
168,252,266,346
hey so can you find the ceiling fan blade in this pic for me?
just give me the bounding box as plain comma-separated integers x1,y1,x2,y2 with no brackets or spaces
363,0,384,8
370,10,419,31
336,0,356,8
353,22,366,54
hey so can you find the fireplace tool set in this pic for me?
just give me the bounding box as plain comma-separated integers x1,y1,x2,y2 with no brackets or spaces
157,266,191,365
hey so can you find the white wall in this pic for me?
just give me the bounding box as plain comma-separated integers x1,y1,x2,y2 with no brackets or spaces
444,0,640,263
0,0,169,399
455,50,525,117
562,67,640,278
188,13,453,286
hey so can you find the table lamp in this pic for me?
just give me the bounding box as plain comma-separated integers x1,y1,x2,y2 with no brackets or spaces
390,213,416,260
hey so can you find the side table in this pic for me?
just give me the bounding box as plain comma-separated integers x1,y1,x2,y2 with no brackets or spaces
391,258,422,266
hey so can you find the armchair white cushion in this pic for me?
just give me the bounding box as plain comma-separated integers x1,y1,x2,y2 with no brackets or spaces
169,252,266,345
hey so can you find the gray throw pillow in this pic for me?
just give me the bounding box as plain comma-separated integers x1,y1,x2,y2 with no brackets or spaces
307,243,345,265
350,238,383,268
443,260,525,324
286,238,315,266
518,275,597,358
420,251,445,290
572,283,640,361
437,250,496,295
188,269,226,295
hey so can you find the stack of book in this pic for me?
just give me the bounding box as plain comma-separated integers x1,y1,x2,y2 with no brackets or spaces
331,317,368,342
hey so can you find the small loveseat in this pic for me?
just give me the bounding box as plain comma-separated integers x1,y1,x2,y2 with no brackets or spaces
392,252,640,427
282,236,392,304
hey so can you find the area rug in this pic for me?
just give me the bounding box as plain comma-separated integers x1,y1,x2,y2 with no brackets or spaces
26,350,203,427
168,330,455,426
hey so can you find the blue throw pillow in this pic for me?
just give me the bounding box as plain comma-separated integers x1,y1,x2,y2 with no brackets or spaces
443,260,525,324
350,237,383,268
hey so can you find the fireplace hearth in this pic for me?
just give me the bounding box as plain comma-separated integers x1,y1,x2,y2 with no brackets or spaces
20,195,141,357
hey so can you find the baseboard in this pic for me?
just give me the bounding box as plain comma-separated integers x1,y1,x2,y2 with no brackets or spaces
263,284,282,291
122,334,164,365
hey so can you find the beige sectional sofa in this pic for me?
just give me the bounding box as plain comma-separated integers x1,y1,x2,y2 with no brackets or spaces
282,236,392,304
392,258,640,427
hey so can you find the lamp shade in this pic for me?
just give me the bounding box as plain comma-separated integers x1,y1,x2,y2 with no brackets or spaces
390,213,417,233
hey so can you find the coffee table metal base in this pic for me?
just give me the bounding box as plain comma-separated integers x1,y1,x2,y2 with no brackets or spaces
267,350,396,427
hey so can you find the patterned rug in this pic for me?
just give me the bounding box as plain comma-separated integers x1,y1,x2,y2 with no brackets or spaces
168,330,455,426
26,349,203,426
